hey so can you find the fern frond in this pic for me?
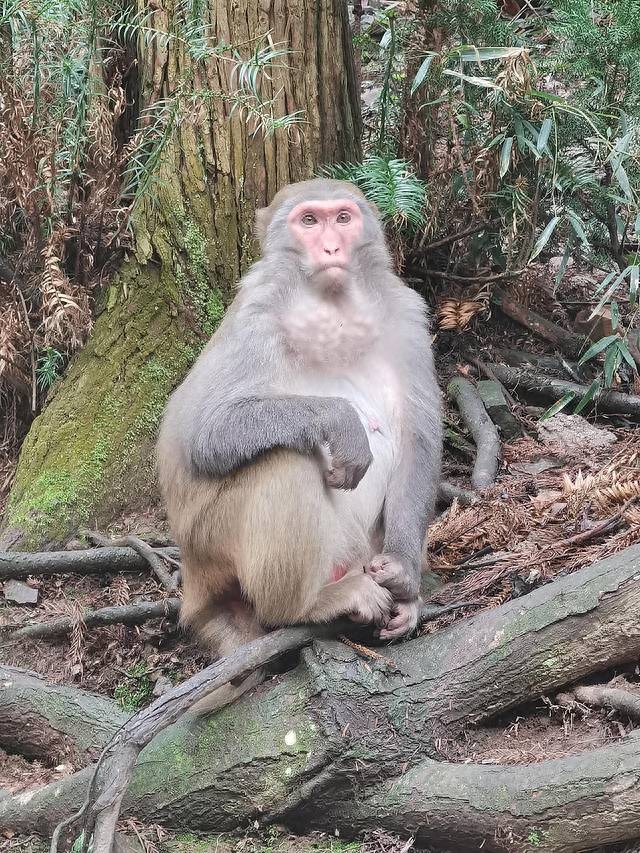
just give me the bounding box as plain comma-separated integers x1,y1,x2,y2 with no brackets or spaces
321,157,426,229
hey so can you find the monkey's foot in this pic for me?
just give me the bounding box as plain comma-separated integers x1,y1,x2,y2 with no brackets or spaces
378,599,420,640
348,575,393,626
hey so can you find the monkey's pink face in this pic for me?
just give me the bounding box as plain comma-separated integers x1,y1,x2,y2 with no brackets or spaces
287,199,363,274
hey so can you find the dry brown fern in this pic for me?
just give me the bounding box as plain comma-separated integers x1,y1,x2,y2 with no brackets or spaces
437,298,485,331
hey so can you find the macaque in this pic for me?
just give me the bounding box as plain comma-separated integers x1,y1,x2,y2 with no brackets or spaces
157,178,442,708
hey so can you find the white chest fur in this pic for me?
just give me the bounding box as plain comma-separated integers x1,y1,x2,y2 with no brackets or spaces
279,288,380,368
291,358,403,545
279,286,403,544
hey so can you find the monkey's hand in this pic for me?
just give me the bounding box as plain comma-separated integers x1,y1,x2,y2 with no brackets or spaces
322,399,373,490
347,575,393,626
366,553,419,601
378,599,420,640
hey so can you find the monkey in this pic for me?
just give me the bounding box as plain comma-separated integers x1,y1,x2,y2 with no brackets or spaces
157,178,442,710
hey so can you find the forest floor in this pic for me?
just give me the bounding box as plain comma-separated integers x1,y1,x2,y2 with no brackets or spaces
2,264,640,853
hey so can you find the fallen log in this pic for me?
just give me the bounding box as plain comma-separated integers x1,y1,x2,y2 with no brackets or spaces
10,598,181,640
0,546,180,581
2,544,640,851
447,377,501,488
494,288,585,358
488,364,640,418
494,347,583,380
0,666,129,762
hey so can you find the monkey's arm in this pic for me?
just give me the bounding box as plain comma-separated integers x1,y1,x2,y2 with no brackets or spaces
369,292,443,605
186,394,373,488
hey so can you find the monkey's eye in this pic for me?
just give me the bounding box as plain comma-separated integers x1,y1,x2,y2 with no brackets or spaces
301,213,318,226
336,210,352,224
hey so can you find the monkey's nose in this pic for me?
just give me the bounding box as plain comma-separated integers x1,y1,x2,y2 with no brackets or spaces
323,246,340,255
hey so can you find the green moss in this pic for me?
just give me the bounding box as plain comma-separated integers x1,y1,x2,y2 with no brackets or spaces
2,151,240,547
114,661,154,711
4,258,202,546
176,217,225,334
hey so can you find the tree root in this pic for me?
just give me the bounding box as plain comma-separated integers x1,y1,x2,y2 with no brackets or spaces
447,377,501,489
0,546,180,581
81,533,178,592
488,364,640,418
315,735,640,853
8,598,181,640
436,481,478,506
559,684,640,721
2,544,640,851
0,665,129,761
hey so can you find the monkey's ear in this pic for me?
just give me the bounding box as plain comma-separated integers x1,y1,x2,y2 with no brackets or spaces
254,207,270,248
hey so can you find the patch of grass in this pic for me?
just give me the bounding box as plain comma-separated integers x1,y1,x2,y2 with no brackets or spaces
113,661,154,711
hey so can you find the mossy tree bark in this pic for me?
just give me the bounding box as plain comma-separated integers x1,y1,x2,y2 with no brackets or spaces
1,0,361,548
3,546,640,851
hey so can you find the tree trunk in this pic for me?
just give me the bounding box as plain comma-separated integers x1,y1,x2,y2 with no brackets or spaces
1,1,361,549
3,545,640,851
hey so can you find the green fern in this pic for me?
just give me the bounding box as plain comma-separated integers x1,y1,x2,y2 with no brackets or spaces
322,157,426,229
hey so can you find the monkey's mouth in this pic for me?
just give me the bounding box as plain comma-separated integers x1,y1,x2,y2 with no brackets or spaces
315,261,350,274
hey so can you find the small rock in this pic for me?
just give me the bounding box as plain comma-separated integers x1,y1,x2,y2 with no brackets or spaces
362,85,382,109
511,458,563,475
2,579,39,605
538,413,617,455
477,380,522,440
152,675,173,697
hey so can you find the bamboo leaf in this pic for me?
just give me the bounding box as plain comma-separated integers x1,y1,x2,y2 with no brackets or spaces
614,164,633,201
456,45,525,62
499,136,513,178
411,53,436,95
603,343,622,387
566,211,589,247
442,69,503,89
630,265,639,306
578,334,619,365
574,380,600,414
536,118,553,154
619,340,637,372
590,268,631,318
555,237,574,286
529,215,561,261
610,300,619,332
540,392,575,421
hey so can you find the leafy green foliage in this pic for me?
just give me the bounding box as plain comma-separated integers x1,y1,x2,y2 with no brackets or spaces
36,347,65,392
354,0,640,400
113,661,154,711
0,0,301,417
322,157,426,229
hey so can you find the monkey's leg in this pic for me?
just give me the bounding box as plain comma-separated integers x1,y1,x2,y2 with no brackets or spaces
183,593,266,716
